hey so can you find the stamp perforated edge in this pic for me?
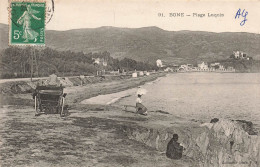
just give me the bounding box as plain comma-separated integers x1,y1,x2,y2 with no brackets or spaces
8,0,46,47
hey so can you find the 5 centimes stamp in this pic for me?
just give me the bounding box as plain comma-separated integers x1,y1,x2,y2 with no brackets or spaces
9,0,45,46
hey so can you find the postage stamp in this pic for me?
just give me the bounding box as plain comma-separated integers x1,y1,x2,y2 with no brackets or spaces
9,1,45,46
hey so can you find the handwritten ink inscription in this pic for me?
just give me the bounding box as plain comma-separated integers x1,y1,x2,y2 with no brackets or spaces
235,8,248,26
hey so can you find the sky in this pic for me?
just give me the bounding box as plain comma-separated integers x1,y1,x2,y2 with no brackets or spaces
0,0,260,33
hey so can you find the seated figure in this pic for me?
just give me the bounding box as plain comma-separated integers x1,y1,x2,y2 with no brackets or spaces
166,134,183,159
46,70,60,86
136,94,147,115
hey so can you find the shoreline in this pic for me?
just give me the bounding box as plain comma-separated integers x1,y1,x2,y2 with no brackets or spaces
0,72,166,106
0,72,259,167
80,74,164,106
1,72,188,167
65,72,167,107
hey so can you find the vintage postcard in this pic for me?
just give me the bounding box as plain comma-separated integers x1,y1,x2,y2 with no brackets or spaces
0,0,260,167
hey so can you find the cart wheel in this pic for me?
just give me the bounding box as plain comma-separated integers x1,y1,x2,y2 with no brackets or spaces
60,97,65,116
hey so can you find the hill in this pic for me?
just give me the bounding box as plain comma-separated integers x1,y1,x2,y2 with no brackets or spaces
1,23,260,64
214,59,260,73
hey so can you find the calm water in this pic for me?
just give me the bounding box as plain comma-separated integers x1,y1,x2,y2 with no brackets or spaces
117,73,260,127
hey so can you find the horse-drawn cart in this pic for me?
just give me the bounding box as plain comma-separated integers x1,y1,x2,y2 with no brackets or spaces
32,86,67,116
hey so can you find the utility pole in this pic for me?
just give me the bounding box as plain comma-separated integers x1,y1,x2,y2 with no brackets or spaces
30,47,38,81
35,49,39,77
30,48,33,81
63,64,65,77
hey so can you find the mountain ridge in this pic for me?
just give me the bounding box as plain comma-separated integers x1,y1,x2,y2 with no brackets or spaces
1,23,260,65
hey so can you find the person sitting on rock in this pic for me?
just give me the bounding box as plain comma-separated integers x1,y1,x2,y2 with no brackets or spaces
166,134,183,159
136,94,147,115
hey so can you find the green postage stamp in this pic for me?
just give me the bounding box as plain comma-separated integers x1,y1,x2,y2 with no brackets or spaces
9,1,45,46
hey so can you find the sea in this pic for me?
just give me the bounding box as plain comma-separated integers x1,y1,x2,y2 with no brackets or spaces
82,73,260,129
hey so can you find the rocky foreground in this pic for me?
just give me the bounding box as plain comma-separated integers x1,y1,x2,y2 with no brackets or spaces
0,73,259,167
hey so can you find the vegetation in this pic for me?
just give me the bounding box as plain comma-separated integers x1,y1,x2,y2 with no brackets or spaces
211,58,260,72
0,47,158,79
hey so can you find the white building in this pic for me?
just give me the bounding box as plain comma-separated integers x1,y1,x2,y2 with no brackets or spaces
132,72,137,78
92,58,108,66
198,62,208,70
233,51,240,59
233,51,248,59
93,58,100,64
156,59,164,67
180,65,188,70
219,65,225,70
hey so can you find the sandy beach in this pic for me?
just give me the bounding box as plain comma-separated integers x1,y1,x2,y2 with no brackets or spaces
0,73,259,167
0,73,194,167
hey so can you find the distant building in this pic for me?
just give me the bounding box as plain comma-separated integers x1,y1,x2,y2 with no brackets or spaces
177,64,195,71
233,51,240,59
232,51,250,60
156,59,164,67
209,63,220,70
227,66,235,71
92,58,108,66
219,65,225,70
164,67,173,72
93,58,100,65
198,62,208,70
210,62,220,67
132,72,137,78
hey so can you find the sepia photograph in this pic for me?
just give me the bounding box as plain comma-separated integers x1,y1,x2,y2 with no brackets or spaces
0,0,260,166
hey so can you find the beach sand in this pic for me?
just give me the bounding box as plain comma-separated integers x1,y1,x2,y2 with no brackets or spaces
0,73,194,167
0,73,259,167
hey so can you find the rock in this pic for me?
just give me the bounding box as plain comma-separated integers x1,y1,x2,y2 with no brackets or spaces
125,119,259,166
59,77,74,86
191,119,260,166
235,120,257,135
210,118,219,123
195,132,209,156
